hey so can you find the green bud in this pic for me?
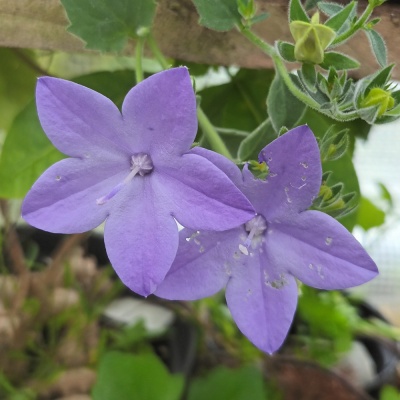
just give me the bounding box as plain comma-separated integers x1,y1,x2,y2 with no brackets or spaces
319,184,332,201
237,0,256,20
248,160,269,180
360,87,395,116
289,12,336,64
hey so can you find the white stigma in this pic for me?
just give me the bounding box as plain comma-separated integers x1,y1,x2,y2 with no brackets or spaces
97,153,153,205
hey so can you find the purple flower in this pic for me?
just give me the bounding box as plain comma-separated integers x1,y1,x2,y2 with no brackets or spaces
155,125,378,354
22,68,254,297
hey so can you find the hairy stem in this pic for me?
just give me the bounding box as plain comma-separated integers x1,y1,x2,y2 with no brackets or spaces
135,37,145,84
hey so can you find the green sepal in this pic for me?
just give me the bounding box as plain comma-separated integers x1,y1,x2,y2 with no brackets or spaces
357,105,381,124
325,1,356,32
237,0,256,20
289,0,310,22
276,41,296,62
248,160,269,180
248,13,269,26
320,52,360,70
365,29,387,67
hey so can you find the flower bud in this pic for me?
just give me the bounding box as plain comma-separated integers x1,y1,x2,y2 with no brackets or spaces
290,12,336,64
360,87,395,117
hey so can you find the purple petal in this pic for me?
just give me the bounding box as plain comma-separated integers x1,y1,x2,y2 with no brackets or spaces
36,78,129,159
190,147,244,186
104,178,179,297
226,251,298,354
265,210,378,289
256,125,322,220
22,158,127,233
155,228,237,300
121,68,197,162
155,153,254,231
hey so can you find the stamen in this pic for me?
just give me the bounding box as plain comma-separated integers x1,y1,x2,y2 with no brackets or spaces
97,153,153,205
243,214,268,249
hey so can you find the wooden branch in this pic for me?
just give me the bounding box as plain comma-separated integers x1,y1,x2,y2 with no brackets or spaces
0,0,399,79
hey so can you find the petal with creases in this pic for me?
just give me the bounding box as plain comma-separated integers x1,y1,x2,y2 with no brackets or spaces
256,125,321,219
155,228,237,300
226,251,298,354
121,68,197,161
22,158,126,233
155,153,254,231
266,210,378,289
104,178,179,297
36,78,128,159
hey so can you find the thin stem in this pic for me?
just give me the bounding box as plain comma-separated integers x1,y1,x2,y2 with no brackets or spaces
332,2,375,45
197,108,233,160
135,37,145,84
147,34,170,69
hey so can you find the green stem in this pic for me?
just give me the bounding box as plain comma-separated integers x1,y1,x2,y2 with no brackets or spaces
147,34,170,69
238,25,360,121
332,2,375,45
135,37,145,84
197,108,233,160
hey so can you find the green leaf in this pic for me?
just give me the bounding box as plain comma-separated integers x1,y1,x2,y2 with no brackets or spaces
318,2,344,17
60,0,157,52
192,0,241,31
320,52,360,70
357,197,385,230
378,182,393,209
325,1,356,31
92,352,184,400
289,0,310,22
267,73,307,133
276,41,296,62
237,119,277,161
299,63,317,93
0,70,136,198
0,49,37,131
380,385,400,400
199,69,273,155
365,29,387,67
0,102,64,198
188,366,266,400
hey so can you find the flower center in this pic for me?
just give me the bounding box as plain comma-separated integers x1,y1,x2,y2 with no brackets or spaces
238,214,268,255
96,153,153,205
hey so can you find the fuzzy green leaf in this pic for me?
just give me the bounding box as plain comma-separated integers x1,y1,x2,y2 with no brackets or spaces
60,0,157,52
325,1,356,31
320,52,360,70
276,41,296,62
357,197,385,230
289,0,310,22
318,2,344,17
192,0,242,31
365,29,387,67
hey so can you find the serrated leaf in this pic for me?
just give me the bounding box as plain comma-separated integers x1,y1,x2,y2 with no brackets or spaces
318,2,344,17
0,102,64,198
92,352,184,400
192,0,241,31
267,73,307,133
365,29,387,67
325,1,356,31
320,52,360,70
237,119,276,161
60,0,157,52
276,41,296,62
188,366,266,400
289,0,310,23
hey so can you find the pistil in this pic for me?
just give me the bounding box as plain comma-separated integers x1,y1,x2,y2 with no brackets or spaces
240,214,268,252
97,153,153,205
